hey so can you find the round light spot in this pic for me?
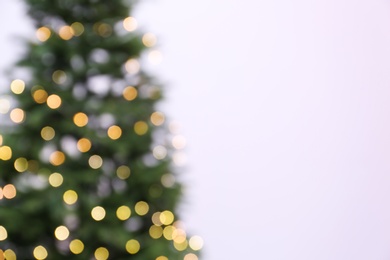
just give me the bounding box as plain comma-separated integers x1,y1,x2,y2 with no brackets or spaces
47,94,62,109
89,155,103,169
50,151,65,166
142,33,157,47
153,145,167,160
107,125,122,140
36,27,51,42
10,108,25,124
71,22,84,36
14,157,28,172
156,257,168,260
32,89,48,104
91,206,106,221
173,239,188,251
116,205,131,221
59,26,74,40
163,225,176,240
73,112,88,127
0,146,12,161
184,253,198,260
134,201,149,216
159,210,174,225
10,79,25,94
125,59,140,74
63,190,78,205
94,247,109,260
134,121,148,135
150,111,165,126
77,138,91,152
189,235,204,251
125,239,140,254
52,70,67,84
69,239,84,254
0,226,8,240
123,17,137,32
33,246,48,260
54,225,69,241
149,225,163,239
41,126,55,141
122,86,137,101
49,172,63,187
4,249,16,260
116,165,130,180
0,98,11,114
3,184,16,199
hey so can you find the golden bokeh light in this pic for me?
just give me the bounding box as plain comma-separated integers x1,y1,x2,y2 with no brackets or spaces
150,111,165,126
52,70,67,84
33,245,48,260
0,226,7,241
152,212,163,226
116,205,131,221
89,155,103,169
142,33,157,47
97,23,112,37
3,184,16,199
4,249,16,260
153,145,167,160
0,146,12,161
172,228,187,244
159,210,174,225
184,253,198,260
63,190,78,205
122,86,137,101
163,225,176,240
10,79,25,94
71,22,84,36
123,17,137,32
107,125,122,140
14,157,28,172
134,121,148,135
36,26,51,42
173,239,188,251
125,239,140,254
135,201,149,216
59,25,74,40
116,165,131,179
49,172,63,187
95,247,109,260
50,151,65,166
46,94,62,109
10,108,25,124
77,138,91,152
125,59,140,74
0,98,11,114
156,257,168,260
91,206,106,221
149,225,163,239
54,225,70,241
161,174,175,188
73,112,88,127
41,126,55,141
189,236,204,251
69,239,84,254
32,89,48,104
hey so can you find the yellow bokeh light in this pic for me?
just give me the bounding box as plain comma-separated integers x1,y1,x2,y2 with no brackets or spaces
135,201,149,216
152,212,163,226
97,23,112,37
36,26,51,42
116,205,131,221
89,155,103,169
156,257,168,260
125,239,140,254
189,236,204,251
107,125,122,140
3,249,16,260
69,239,84,254
52,70,67,84
149,225,163,239
161,174,175,188
63,190,78,205
41,126,55,141
49,172,63,187
33,245,48,260
59,25,74,40
46,94,62,109
184,253,198,260
10,108,25,124
153,145,167,160
125,59,140,74
77,138,91,152
172,228,187,244
73,112,88,127
14,157,28,172
3,184,16,199
50,151,65,166
122,86,137,101
32,89,48,104
0,98,11,114
91,206,106,221
142,33,157,47
69,239,84,255
150,111,165,126
159,210,174,225
163,225,176,240
123,17,137,32
173,239,188,251
0,146,12,161
54,225,69,241
71,22,84,36
0,226,7,241
95,247,109,260
116,165,131,179
134,121,148,135
10,79,25,94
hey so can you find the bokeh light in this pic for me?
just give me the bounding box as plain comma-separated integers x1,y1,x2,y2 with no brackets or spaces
91,206,106,221
69,239,84,254
63,190,78,205
10,108,25,123
47,94,62,109
123,17,137,32
125,239,140,254
33,246,48,260
116,205,131,220
77,138,91,152
48,172,63,187
107,125,122,140
36,26,51,42
41,126,55,141
54,225,70,241
89,155,103,169
73,112,88,127
116,165,131,179
135,201,149,215
10,79,25,94
122,86,137,101
95,247,109,260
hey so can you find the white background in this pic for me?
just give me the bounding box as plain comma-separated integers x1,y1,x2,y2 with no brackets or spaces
2,0,390,259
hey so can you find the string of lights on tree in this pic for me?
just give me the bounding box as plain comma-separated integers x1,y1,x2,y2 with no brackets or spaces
0,1,202,259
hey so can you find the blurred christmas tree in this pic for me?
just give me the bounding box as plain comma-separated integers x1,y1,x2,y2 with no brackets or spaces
0,0,202,259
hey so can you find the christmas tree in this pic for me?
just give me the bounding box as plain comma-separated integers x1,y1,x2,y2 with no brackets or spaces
0,0,202,259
